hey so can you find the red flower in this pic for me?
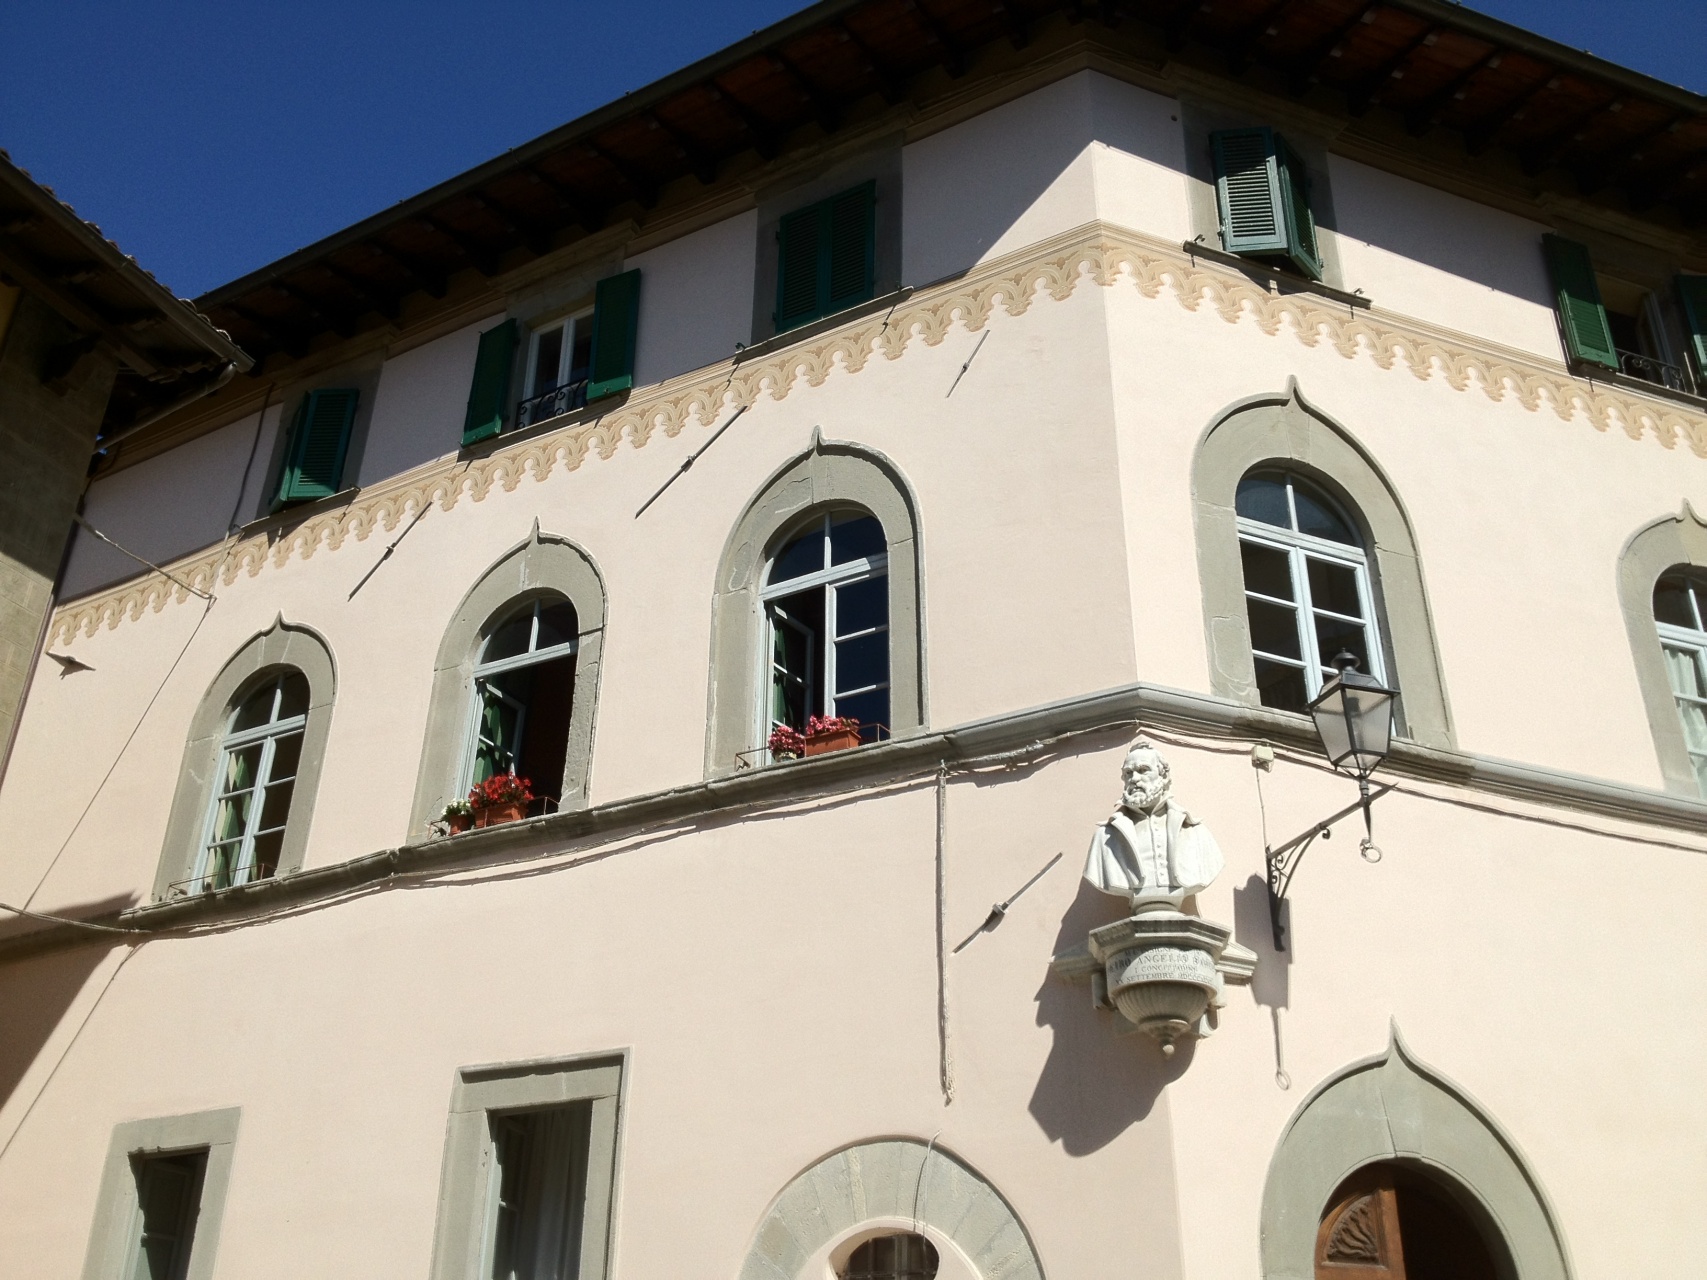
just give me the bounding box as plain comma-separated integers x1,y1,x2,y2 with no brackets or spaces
469,772,533,807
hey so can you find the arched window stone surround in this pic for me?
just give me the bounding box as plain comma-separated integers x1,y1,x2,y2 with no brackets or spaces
708,434,924,776
738,1138,1043,1280
1617,504,1707,795
409,525,606,837
1192,380,1454,748
155,618,336,900
1260,1026,1572,1280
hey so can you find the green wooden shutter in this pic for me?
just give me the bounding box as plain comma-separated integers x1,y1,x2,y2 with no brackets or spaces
1541,234,1618,369
275,388,358,505
775,201,825,332
1274,135,1323,281
825,181,876,313
1212,128,1288,258
775,182,877,333
462,319,517,445
587,269,642,402
1676,274,1707,380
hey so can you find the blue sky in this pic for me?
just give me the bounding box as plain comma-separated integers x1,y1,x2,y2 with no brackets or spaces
1,1,1699,299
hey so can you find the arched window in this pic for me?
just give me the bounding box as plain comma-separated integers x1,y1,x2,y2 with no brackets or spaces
844,1234,939,1280
1315,1164,1499,1280
762,509,890,745
188,672,310,893
463,595,579,808
1651,570,1707,790
156,619,337,901
411,528,606,838
708,436,925,776
1236,470,1386,713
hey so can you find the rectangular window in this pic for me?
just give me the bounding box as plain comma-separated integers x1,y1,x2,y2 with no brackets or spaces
519,309,594,430
274,387,359,505
774,181,876,333
1542,234,1700,394
429,1056,622,1280
128,1151,207,1280
1210,127,1321,281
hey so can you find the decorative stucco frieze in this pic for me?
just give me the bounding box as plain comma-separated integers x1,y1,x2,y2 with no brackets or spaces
51,220,1707,642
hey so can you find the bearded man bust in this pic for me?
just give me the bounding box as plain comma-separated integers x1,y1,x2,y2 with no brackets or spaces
1084,736,1225,905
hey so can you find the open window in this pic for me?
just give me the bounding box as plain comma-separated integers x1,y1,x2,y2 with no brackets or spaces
761,509,891,753
463,596,579,814
1541,233,1704,396
1652,569,1707,792
843,1234,940,1280
462,270,641,446
1236,470,1386,713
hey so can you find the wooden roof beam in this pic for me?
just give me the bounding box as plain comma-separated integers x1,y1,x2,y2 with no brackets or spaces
906,0,969,78
1223,0,1297,77
522,167,608,234
1519,96,1623,176
1404,45,1507,136
1342,24,1440,116
1161,0,1200,52
418,215,503,276
368,242,449,299
319,261,402,321
0,239,163,377
224,299,313,359
583,142,660,210
1463,72,1560,155
991,0,1031,50
834,21,907,105
770,50,842,135
1283,1,1381,97
269,278,358,339
708,84,784,160
647,113,721,186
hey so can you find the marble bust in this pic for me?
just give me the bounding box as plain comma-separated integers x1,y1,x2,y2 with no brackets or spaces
1083,737,1225,904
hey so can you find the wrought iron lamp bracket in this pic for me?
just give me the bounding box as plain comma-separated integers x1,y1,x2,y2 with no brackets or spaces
1265,780,1395,952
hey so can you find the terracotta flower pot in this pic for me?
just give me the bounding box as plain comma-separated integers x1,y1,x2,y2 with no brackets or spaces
804,726,862,756
475,801,527,828
445,812,473,835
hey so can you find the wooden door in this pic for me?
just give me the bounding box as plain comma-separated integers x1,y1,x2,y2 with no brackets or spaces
1315,1168,1406,1279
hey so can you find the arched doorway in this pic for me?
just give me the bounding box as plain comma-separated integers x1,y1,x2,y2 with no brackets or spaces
1316,1163,1500,1280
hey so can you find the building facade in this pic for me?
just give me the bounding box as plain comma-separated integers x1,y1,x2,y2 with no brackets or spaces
1,3,1704,1279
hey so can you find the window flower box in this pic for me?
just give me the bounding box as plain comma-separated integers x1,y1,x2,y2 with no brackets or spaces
469,773,533,829
804,716,862,757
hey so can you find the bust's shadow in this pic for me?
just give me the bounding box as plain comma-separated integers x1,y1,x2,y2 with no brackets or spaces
1027,878,1194,1156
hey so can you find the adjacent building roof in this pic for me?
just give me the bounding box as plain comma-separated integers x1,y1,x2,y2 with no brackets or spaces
195,0,1704,372
0,150,252,435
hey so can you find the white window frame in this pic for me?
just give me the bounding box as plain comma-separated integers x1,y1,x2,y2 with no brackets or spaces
522,308,595,402
1654,580,1707,788
756,512,889,750
1236,476,1387,703
458,599,579,797
189,676,307,893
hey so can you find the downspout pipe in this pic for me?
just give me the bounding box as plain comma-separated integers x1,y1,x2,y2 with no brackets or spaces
90,358,243,460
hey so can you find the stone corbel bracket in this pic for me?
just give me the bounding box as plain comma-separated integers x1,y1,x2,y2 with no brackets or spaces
1052,911,1258,1045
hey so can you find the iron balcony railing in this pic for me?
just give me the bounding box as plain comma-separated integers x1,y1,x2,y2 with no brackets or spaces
1616,348,1697,396
516,378,589,430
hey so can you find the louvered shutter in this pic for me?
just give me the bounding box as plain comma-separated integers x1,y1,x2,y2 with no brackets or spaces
276,388,358,505
1212,128,1288,257
1274,135,1323,280
1676,274,1707,381
462,319,517,445
775,201,824,332
587,269,642,401
1541,235,1618,369
825,181,876,314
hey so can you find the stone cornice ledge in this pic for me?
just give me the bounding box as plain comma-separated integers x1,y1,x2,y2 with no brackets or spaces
4,680,1703,961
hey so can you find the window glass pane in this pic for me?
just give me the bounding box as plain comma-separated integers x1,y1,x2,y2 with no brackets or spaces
230,683,276,732
1254,657,1310,713
1246,598,1303,660
1654,574,1698,628
1235,473,1291,528
768,598,816,731
268,732,303,782
568,318,594,386
1292,479,1358,545
220,743,262,794
258,780,295,833
210,790,251,843
1663,645,1706,699
531,325,564,397
276,672,310,721
834,632,887,694
768,525,824,585
248,830,284,880
131,1152,204,1280
1314,613,1371,674
203,842,240,891
835,688,890,740
1240,540,1294,601
534,600,578,651
487,1106,592,1280
829,513,885,565
484,608,536,664
1677,701,1707,754
1306,557,1364,618
835,576,888,635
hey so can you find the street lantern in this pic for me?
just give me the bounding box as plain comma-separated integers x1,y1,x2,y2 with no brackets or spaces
1264,652,1401,953
1308,652,1398,779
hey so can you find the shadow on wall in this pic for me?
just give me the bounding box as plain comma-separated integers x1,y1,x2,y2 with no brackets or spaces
1027,877,1192,1156
0,908,132,1110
